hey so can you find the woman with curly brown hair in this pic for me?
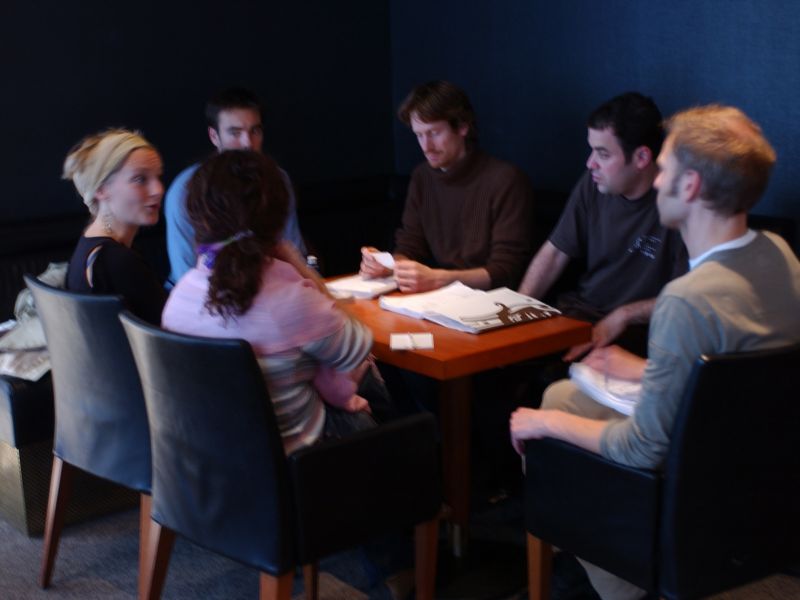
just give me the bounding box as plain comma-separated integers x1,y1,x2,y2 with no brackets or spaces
162,150,377,453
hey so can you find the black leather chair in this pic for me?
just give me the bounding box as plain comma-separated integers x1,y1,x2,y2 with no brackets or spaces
523,344,800,600
24,276,151,589
119,311,442,600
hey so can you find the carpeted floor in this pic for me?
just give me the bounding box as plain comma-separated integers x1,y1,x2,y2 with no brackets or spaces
0,508,395,600
1,497,798,600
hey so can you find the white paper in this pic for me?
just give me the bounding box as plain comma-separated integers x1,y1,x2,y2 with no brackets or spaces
389,332,434,350
0,318,46,351
569,363,641,416
379,282,560,333
371,251,396,269
0,349,50,381
326,275,397,299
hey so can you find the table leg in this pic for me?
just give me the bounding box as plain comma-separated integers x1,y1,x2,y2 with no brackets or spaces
439,376,472,558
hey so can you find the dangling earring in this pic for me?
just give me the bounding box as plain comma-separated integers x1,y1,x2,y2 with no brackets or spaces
102,211,113,236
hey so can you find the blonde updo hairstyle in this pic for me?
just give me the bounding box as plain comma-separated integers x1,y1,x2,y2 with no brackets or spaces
62,128,156,216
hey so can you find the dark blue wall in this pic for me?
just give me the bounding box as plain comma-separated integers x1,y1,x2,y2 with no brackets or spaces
0,1,393,222
5,1,799,225
391,0,800,219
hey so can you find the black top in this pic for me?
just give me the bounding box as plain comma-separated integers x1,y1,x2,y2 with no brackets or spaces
66,236,167,325
549,171,687,318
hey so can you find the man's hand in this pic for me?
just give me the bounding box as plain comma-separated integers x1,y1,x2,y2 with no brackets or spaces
394,259,442,293
359,246,393,278
510,406,607,457
562,306,630,361
510,408,558,455
581,345,646,381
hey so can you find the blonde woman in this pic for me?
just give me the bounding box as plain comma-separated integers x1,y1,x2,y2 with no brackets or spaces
63,129,167,324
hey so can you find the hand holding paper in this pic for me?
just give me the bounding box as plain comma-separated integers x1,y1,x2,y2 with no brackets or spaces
581,345,646,382
359,246,394,278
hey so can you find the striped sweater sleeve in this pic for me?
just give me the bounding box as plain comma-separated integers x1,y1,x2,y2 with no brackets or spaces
301,314,373,372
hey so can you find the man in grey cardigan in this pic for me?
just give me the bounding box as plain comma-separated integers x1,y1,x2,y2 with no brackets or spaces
510,105,800,600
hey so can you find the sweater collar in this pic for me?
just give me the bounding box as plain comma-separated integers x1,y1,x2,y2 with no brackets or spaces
427,144,482,184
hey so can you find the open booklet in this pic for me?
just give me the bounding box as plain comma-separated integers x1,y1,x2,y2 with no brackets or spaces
378,281,560,334
568,362,641,416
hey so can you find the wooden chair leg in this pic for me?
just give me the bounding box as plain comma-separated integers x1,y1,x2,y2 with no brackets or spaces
137,494,152,594
39,457,75,588
138,519,176,600
302,563,319,600
259,571,294,600
415,518,440,600
527,532,552,600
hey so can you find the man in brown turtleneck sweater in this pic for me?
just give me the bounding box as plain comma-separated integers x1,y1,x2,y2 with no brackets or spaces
360,80,534,293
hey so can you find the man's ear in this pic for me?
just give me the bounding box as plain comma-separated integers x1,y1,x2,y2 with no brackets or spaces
682,169,702,201
208,126,221,150
633,146,653,169
457,122,469,138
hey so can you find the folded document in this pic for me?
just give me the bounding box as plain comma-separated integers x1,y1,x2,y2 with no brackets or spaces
568,362,641,416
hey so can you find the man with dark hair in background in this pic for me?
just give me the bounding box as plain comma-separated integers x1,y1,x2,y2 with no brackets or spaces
165,87,305,287
360,80,534,293
511,104,800,600
519,92,687,359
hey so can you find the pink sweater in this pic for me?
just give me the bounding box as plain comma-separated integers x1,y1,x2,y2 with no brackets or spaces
162,258,372,453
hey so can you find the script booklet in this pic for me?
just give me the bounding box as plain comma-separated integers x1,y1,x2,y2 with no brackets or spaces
378,281,560,334
0,318,50,382
326,275,398,299
568,363,641,416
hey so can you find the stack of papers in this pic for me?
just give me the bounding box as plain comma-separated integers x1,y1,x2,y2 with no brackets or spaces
0,319,50,381
326,275,398,299
569,363,641,416
378,282,560,334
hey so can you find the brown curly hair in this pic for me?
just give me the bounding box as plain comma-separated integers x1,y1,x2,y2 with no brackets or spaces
186,150,289,319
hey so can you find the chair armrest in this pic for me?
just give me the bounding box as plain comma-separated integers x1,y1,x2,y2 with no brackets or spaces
524,438,660,591
289,413,441,563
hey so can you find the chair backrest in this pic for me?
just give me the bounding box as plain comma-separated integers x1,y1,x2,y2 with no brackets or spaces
24,275,150,492
660,344,800,599
119,311,295,576
289,412,441,563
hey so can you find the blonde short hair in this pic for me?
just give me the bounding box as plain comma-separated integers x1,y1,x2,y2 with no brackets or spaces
665,105,776,215
62,128,155,215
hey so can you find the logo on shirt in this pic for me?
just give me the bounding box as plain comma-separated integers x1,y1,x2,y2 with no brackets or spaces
627,235,661,259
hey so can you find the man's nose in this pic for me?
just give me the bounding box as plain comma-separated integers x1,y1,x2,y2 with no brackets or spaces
586,153,597,170
240,133,254,148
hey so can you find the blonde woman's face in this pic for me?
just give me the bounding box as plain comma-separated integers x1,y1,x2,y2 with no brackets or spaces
96,148,164,227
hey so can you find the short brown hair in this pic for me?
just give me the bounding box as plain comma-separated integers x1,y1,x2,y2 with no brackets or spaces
665,105,776,215
397,80,477,139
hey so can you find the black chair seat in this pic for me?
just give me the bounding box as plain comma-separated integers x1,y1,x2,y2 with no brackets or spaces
525,344,800,600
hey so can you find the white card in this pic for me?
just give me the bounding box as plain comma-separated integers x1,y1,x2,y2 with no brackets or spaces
372,251,396,269
389,332,434,351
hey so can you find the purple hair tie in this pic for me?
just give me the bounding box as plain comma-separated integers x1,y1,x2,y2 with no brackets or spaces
197,230,254,269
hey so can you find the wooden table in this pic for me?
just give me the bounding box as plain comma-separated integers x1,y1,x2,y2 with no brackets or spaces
344,298,591,555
